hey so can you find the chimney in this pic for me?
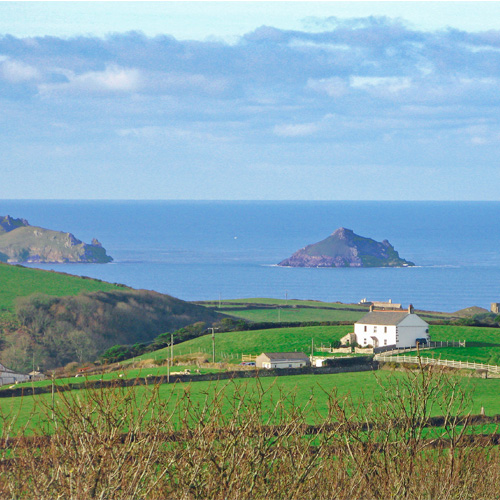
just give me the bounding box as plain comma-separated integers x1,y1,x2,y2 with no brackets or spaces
408,304,414,314
369,305,374,312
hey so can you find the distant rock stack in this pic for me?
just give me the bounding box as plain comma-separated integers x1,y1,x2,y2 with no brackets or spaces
0,215,113,264
278,227,414,268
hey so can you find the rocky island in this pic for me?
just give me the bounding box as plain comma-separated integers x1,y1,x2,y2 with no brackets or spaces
278,227,414,268
0,215,113,264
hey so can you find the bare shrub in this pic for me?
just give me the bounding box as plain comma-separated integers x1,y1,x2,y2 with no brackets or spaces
0,364,499,499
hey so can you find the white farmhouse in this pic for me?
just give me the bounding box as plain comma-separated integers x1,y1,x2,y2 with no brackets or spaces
256,352,311,369
354,305,429,349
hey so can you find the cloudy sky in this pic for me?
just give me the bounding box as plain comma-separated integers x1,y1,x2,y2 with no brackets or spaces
2,1,500,200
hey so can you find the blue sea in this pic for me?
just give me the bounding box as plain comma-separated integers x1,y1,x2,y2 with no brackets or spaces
1,200,499,313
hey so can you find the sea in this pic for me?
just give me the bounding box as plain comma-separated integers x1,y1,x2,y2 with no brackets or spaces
1,200,499,313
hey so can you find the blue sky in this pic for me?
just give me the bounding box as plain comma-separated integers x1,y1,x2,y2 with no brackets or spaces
2,2,500,200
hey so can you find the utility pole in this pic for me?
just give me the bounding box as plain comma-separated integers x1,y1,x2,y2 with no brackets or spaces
209,328,218,363
171,333,174,364
285,290,288,306
278,307,281,323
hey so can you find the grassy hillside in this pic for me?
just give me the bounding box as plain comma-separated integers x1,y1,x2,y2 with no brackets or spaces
0,263,223,371
136,325,352,363
0,262,121,318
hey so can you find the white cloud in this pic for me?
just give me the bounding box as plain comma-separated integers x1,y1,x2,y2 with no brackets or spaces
307,77,348,97
117,125,230,143
0,58,40,83
39,65,141,95
350,76,412,93
273,122,319,137
158,72,229,94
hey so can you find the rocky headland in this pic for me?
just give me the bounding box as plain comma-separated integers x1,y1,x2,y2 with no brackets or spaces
278,227,414,268
0,215,113,264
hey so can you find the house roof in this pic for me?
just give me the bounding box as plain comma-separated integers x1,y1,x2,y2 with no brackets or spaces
262,352,309,360
355,311,410,326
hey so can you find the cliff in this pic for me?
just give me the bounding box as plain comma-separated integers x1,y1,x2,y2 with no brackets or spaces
0,215,113,264
278,228,414,268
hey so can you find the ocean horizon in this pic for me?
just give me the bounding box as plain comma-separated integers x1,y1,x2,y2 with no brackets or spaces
1,200,499,313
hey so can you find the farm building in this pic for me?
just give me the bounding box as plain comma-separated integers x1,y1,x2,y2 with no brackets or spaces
0,363,29,386
353,305,429,349
256,352,311,369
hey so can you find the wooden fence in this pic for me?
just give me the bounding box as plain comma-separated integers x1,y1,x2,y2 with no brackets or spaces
241,354,257,362
428,340,466,348
375,354,500,374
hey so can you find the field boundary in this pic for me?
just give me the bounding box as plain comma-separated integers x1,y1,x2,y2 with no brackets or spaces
376,354,500,373
0,357,377,399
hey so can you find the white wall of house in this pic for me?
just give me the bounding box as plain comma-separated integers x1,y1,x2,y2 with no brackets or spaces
395,315,429,347
256,353,310,369
262,360,308,369
354,323,397,348
354,314,429,348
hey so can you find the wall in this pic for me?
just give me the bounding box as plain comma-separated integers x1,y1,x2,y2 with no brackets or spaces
355,323,397,348
0,372,29,387
396,315,429,347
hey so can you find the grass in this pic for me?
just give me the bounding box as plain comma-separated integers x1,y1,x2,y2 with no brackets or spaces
0,369,498,434
0,365,222,391
400,347,500,366
220,307,365,323
0,262,121,318
430,324,500,343
199,298,369,309
198,298,457,324
134,325,353,363
388,325,500,366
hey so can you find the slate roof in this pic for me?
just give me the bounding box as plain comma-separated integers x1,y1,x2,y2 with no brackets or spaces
355,311,410,326
262,352,309,360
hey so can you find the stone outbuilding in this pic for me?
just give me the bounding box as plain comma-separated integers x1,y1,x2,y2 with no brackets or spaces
256,352,311,369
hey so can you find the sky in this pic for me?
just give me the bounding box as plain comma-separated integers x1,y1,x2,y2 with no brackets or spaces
2,1,500,200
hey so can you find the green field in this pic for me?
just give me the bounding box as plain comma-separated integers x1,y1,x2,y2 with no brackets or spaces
199,298,369,323
220,307,365,323
200,298,368,308
0,369,497,434
430,324,500,343
135,325,352,363
411,325,500,365
198,298,456,324
0,262,122,317
0,364,222,391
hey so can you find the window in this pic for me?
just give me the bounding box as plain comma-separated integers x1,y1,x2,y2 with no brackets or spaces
374,326,377,333
364,326,367,332
289,364,292,368
363,339,367,345
384,339,387,346
384,327,387,333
